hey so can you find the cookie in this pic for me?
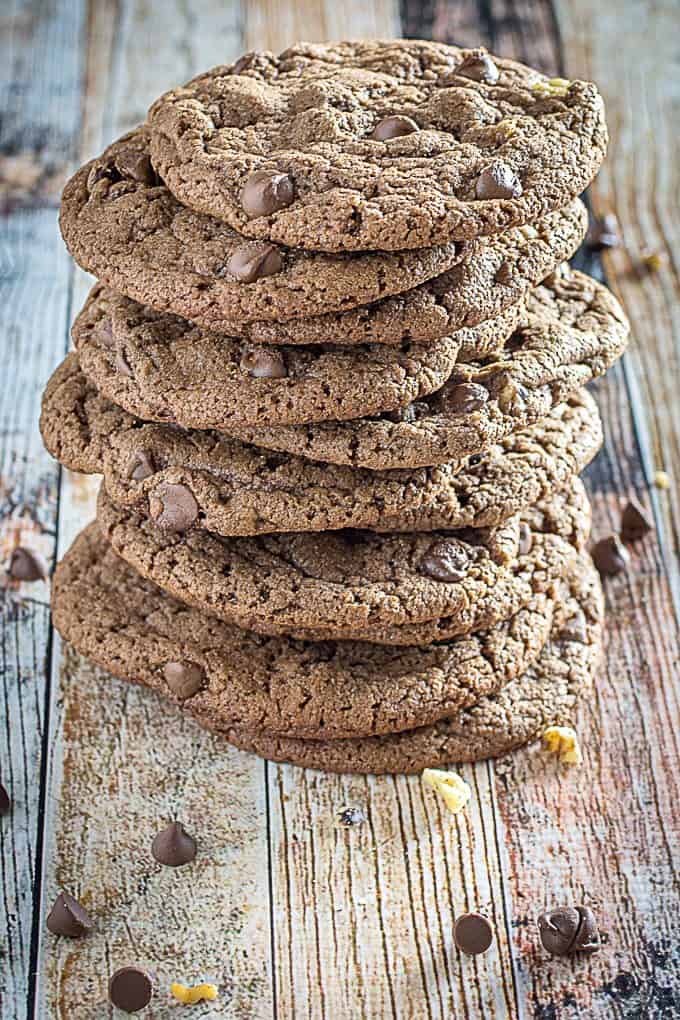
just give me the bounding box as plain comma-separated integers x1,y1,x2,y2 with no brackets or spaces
59,129,468,328
72,284,519,429
221,200,587,347
41,356,603,537
226,268,628,468
147,40,606,252
53,523,573,739
96,481,590,645
223,559,603,773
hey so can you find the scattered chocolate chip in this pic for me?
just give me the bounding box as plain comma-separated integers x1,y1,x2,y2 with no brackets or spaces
128,449,156,482
538,905,600,956
585,212,620,252
620,500,653,542
227,242,283,283
457,52,499,84
591,534,630,577
241,170,295,218
115,350,133,377
370,115,419,140
338,807,367,827
149,482,198,533
109,966,154,1013
163,661,205,700
46,892,94,938
475,163,522,200
440,382,489,415
420,540,468,583
114,148,157,186
518,521,532,557
454,913,494,955
0,782,10,815
232,52,256,74
560,609,588,643
241,347,287,379
151,821,197,867
384,401,429,424
9,547,46,582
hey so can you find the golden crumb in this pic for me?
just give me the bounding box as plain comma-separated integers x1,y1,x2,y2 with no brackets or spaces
542,726,582,765
641,250,666,272
170,982,219,1004
531,77,571,97
653,470,671,490
422,768,471,814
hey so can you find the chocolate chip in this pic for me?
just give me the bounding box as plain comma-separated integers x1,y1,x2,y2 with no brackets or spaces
9,547,46,582
227,242,283,283
585,213,620,252
46,892,94,938
560,609,588,643
420,540,468,582
149,482,198,533
454,913,494,955
93,317,115,348
128,449,156,482
86,162,122,191
109,966,153,1013
241,169,295,218
151,821,197,867
440,382,489,415
115,350,132,376
370,115,419,140
518,521,532,556
384,401,429,424
475,163,523,200
457,52,500,84
114,148,157,186
338,807,366,827
538,905,600,956
620,500,653,542
0,782,10,815
592,534,630,577
241,347,287,379
163,660,205,700
232,52,256,74
494,261,514,286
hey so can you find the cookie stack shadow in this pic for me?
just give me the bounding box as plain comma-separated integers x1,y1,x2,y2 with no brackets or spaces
41,40,628,774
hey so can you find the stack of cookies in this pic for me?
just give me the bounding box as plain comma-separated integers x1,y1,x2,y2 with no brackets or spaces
42,40,629,774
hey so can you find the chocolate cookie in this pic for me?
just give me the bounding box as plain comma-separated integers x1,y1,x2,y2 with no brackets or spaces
226,268,628,468
221,200,587,347
96,481,589,645
59,130,467,328
52,523,572,740
41,356,603,537
147,40,606,252
72,285,519,429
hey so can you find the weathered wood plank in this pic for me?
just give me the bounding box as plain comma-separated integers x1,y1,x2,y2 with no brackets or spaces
245,0,400,49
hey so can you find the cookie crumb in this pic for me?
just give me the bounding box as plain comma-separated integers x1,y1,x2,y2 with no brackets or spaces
653,470,670,490
422,768,471,814
531,77,571,98
338,807,366,827
542,725,582,765
170,982,218,1004
641,250,666,273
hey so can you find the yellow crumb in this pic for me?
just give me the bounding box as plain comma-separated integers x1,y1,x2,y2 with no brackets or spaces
653,470,670,490
170,982,219,1004
422,768,471,814
531,77,571,97
542,726,582,765
641,250,666,272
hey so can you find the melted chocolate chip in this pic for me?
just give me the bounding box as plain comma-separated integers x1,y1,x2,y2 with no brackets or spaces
440,382,489,415
46,892,94,938
475,163,523,200
420,540,468,582
241,170,295,218
241,347,288,379
454,913,494,955
128,449,156,482
149,482,198,532
457,52,499,84
620,500,653,542
592,534,630,577
227,242,283,283
538,905,600,956
114,149,158,186
109,967,154,1013
86,162,122,191
151,821,197,867
370,115,419,140
163,660,205,700
9,547,46,582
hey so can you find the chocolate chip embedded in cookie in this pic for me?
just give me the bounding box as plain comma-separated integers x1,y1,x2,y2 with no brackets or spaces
147,40,607,252
149,482,199,533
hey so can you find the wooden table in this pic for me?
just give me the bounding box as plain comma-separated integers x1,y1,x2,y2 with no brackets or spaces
1,1,678,1017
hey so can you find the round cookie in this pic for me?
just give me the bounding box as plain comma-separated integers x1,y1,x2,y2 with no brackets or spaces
72,284,520,429
59,129,468,328
96,481,590,645
222,200,587,347
52,523,570,740
147,40,606,252
222,560,604,773
41,355,603,537
227,268,628,468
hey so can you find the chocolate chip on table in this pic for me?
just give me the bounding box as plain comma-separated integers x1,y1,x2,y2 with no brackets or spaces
585,212,620,252
241,169,295,218
163,661,205,700
440,382,489,415
538,905,600,956
456,52,500,84
149,482,198,533
419,539,468,582
338,807,367,827
0,782,10,815
46,892,94,938
241,347,288,379
475,163,522,200
151,821,197,867
108,966,154,1013
591,534,630,577
620,500,653,542
453,913,494,955
9,547,46,582
128,449,156,482
370,115,419,140
227,242,283,283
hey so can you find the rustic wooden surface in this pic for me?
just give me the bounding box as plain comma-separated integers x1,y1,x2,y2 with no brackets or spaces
1,0,678,1017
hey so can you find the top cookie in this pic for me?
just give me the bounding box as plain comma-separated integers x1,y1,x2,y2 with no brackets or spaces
147,39,607,252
